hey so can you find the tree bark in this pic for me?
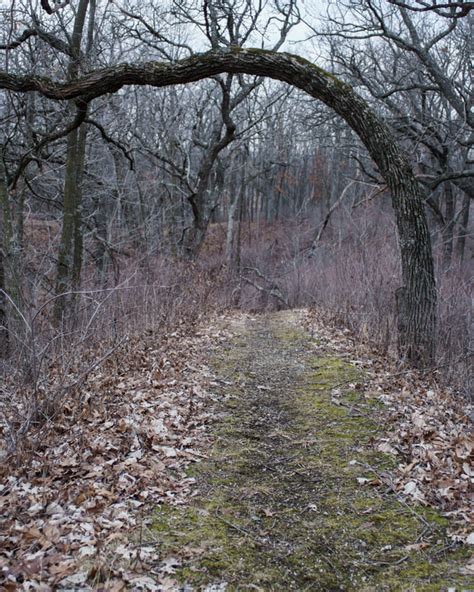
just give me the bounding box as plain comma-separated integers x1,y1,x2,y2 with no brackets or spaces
72,122,88,290
53,0,92,322
0,148,9,355
226,162,245,273
0,48,437,366
457,191,470,264
442,182,455,270
54,117,84,321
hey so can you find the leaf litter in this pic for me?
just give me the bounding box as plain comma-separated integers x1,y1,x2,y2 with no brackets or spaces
0,321,232,590
0,308,472,590
301,308,473,543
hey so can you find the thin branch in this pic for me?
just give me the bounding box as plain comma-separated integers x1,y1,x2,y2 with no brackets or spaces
85,118,135,169
8,101,88,189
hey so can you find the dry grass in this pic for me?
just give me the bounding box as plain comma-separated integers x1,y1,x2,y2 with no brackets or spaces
0,255,227,456
222,203,472,397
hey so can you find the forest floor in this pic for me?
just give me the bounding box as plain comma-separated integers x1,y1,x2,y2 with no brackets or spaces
1,310,472,591
147,310,472,591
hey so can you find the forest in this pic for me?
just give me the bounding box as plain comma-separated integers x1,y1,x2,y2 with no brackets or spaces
0,0,472,590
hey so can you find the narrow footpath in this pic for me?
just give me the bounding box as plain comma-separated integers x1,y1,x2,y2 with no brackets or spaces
151,311,470,591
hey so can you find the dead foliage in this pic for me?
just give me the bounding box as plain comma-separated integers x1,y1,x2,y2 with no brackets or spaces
0,319,231,591
302,307,473,544
1,307,472,590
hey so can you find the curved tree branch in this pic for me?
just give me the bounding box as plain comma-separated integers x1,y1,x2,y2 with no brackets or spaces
0,47,437,365
0,29,37,50
387,0,473,18
0,49,433,205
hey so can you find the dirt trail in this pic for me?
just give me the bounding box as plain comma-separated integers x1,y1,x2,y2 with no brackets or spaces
151,311,470,591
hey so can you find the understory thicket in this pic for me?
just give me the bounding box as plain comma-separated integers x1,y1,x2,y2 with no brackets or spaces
0,195,471,456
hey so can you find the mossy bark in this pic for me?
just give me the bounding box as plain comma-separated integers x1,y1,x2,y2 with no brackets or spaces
0,147,10,355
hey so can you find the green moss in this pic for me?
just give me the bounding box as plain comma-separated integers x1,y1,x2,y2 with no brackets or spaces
272,325,307,343
227,46,349,89
147,312,470,590
280,51,350,87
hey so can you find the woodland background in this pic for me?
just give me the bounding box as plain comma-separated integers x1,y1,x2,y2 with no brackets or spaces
0,0,472,452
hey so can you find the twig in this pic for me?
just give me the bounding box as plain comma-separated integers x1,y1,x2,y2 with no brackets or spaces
353,461,433,530
372,555,410,567
240,267,288,307
214,509,257,539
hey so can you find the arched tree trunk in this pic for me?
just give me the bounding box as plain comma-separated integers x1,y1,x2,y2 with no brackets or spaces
0,48,437,366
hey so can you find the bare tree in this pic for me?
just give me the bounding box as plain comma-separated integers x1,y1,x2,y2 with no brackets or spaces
0,45,439,365
312,0,472,268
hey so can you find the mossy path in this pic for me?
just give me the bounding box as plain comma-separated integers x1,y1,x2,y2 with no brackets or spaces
151,311,470,591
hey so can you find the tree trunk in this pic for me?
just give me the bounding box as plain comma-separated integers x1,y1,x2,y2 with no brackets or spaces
0,244,7,357
0,148,9,355
72,122,88,290
184,158,226,259
442,182,455,271
182,193,209,259
54,0,91,322
226,166,244,273
0,149,20,305
54,122,82,321
456,192,470,264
